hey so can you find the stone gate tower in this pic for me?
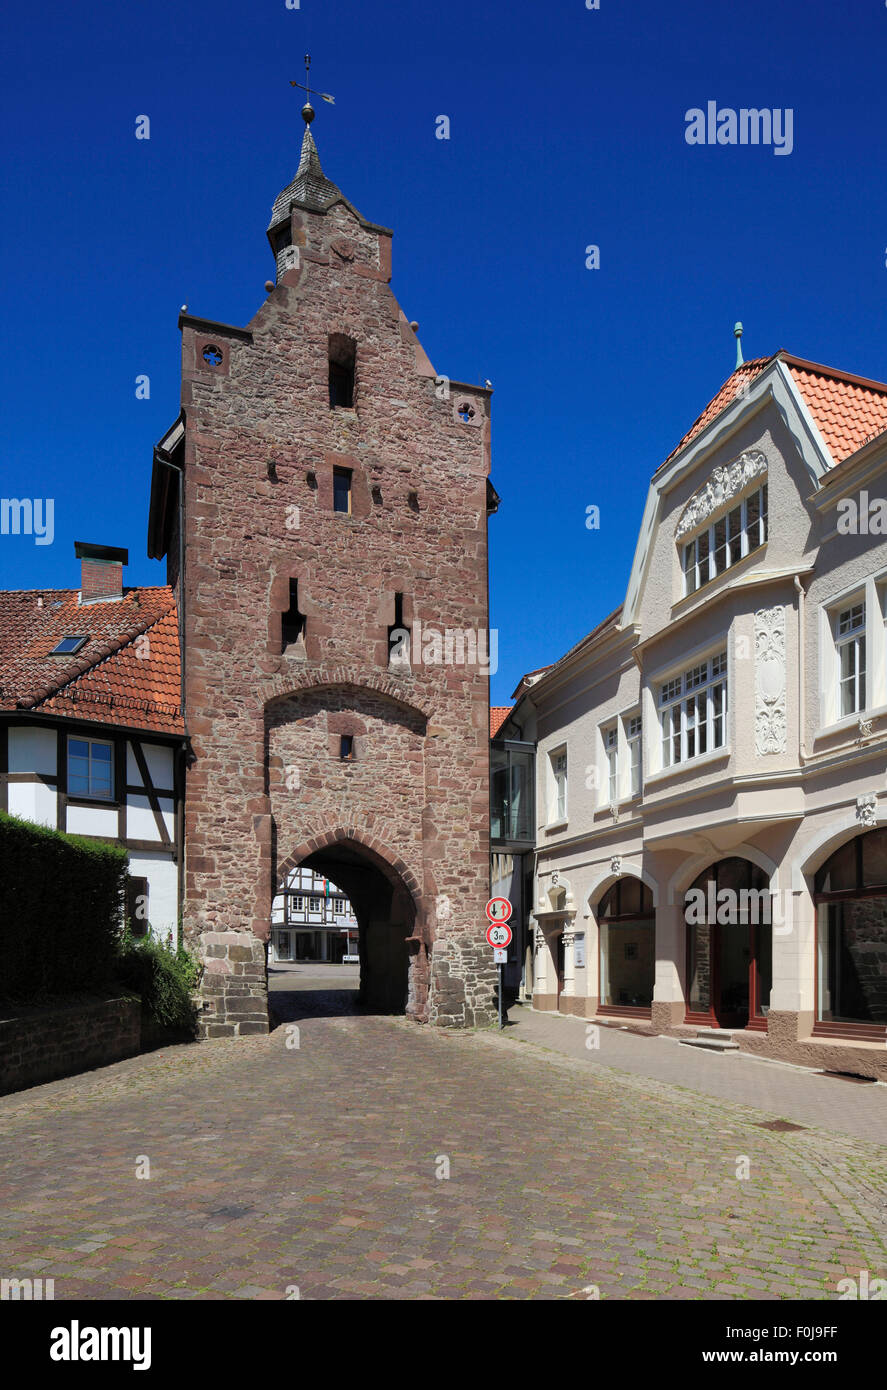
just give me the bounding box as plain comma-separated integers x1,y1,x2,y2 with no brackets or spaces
148,107,497,1035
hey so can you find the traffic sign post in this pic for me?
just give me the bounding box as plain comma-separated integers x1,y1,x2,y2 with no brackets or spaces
485,922,512,949
486,905,513,1030
485,897,513,924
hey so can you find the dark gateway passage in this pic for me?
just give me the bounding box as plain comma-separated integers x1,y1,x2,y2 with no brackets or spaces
269,841,412,1024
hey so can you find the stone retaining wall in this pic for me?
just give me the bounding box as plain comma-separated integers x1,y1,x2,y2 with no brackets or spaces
0,995,141,1095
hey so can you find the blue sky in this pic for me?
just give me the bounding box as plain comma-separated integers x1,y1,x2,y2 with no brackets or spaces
1,0,885,704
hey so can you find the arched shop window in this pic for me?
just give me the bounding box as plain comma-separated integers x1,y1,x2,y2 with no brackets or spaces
685,857,770,1029
598,878,654,1012
814,830,887,1030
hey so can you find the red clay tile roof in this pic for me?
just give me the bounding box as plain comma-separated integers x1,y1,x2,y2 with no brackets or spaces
490,706,512,738
661,357,773,468
0,587,183,736
661,351,887,471
783,356,887,463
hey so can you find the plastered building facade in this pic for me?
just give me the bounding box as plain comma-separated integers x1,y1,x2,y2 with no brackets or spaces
528,350,887,1078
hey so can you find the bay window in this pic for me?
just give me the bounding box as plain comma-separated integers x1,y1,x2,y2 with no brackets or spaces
659,651,728,768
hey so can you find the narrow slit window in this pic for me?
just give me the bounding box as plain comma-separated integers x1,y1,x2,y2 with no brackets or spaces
271,224,292,255
333,467,352,515
328,334,356,408
340,735,355,761
281,579,306,649
388,592,407,663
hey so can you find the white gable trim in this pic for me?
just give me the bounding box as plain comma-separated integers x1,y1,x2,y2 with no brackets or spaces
622,359,834,627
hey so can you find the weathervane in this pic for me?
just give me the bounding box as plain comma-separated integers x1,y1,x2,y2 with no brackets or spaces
290,53,335,126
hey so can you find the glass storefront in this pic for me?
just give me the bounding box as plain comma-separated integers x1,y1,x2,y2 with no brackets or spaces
816,830,887,1026
598,878,654,1009
273,930,353,963
684,857,771,1026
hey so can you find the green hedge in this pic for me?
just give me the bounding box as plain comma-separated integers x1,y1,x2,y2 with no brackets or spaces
116,928,200,1038
0,811,129,1001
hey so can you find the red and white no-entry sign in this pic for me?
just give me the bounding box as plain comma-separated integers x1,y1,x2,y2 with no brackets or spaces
486,921,513,949
485,897,513,923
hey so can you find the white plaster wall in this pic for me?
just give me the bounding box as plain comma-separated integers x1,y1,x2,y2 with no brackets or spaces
126,795,175,842
536,636,640,846
8,725,57,775
126,741,174,790
7,779,56,828
128,851,178,939
65,802,118,838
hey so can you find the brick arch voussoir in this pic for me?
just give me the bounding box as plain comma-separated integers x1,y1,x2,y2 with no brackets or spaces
262,666,434,721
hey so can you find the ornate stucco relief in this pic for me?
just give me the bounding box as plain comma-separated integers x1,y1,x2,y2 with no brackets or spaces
755,605,787,755
857,793,877,828
674,449,768,541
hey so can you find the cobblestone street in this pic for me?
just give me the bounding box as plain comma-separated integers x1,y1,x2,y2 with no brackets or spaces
1,970,885,1301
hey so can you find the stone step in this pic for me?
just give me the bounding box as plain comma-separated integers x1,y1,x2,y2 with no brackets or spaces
679,1030,740,1052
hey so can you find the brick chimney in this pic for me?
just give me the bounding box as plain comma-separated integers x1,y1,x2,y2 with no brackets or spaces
74,541,129,603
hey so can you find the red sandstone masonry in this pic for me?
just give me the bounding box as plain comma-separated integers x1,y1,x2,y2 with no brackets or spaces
0,997,141,1094
177,169,496,1034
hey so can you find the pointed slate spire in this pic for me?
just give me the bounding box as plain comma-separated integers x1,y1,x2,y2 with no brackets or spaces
267,122,346,231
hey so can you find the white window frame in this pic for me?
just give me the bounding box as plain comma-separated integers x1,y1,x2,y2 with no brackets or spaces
625,713,642,797
549,747,568,824
309,896,322,912
682,484,768,596
67,735,114,801
602,724,618,804
835,600,866,718
658,651,728,769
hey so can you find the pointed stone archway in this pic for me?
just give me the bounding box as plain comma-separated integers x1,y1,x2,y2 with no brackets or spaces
275,827,428,1019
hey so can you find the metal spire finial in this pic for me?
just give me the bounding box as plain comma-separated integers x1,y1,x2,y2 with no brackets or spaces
734,321,744,369
290,53,336,128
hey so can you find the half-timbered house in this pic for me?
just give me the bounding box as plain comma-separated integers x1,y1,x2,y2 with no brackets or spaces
0,542,185,942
